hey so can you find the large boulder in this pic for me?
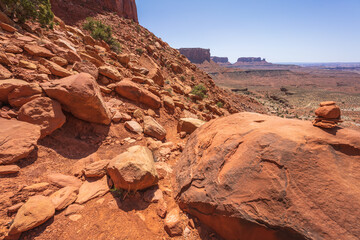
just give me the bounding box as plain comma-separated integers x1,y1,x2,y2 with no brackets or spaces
115,80,161,109
40,73,112,124
18,97,66,138
107,146,158,191
8,196,55,236
143,116,166,140
0,119,41,165
175,112,360,240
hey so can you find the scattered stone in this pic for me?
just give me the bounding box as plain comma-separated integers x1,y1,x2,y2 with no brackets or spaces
177,118,205,134
157,199,167,218
7,203,24,214
143,116,166,140
98,65,122,81
125,120,143,134
50,187,78,210
24,44,54,58
19,60,37,70
50,56,68,67
23,182,49,192
18,97,66,138
112,111,131,123
76,176,109,204
8,196,55,236
0,165,20,175
0,118,41,165
8,83,43,108
40,59,72,77
83,160,110,178
163,96,175,109
64,204,84,216
69,214,82,221
0,64,12,79
41,73,112,124
72,61,98,79
107,145,158,191
115,80,161,109
144,187,163,203
133,109,145,119
0,22,16,33
47,173,82,189
164,208,183,237
0,79,28,102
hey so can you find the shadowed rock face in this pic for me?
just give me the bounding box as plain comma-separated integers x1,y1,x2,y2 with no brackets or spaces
211,56,229,63
51,0,138,24
175,112,360,240
179,48,211,64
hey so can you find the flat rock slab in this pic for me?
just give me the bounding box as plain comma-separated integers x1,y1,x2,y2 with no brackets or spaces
47,173,82,189
0,165,20,175
0,119,41,165
76,176,109,204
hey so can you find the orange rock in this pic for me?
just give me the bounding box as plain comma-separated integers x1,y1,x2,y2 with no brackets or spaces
18,97,66,138
320,101,336,107
0,22,16,33
8,83,43,108
50,187,78,210
315,105,341,119
24,44,54,58
115,80,161,109
47,173,82,189
164,208,183,237
41,73,112,124
175,112,360,240
8,196,55,235
75,176,109,204
0,118,41,165
0,165,20,175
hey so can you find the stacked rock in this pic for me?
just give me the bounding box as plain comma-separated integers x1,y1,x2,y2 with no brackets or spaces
312,101,342,129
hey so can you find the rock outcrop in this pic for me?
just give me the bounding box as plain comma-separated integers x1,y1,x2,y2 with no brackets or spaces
50,0,138,24
237,57,265,63
175,112,360,240
179,48,211,64
211,56,229,64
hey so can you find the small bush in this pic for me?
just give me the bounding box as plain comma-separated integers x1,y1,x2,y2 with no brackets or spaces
83,18,122,53
180,76,185,81
165,80,170,84
2,0,54,27
135,48,144,55
191,76,195,81
216,102,224,108
191,84,207,99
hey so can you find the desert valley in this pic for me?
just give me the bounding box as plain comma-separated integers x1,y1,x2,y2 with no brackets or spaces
0,1,360,240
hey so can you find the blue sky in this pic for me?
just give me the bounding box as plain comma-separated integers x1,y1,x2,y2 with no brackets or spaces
137,0,360,63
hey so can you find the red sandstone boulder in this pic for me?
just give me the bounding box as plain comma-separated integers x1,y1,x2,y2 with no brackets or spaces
41,73,112,124
18,97,66,138
0,119,41,165
107,145,158,191
315,105,341,119
0,79,28,103
115,80,161,109
175,112,360,240
8,83,43,108
24,44,54,58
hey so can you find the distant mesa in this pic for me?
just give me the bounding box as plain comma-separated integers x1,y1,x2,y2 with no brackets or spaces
178,48,210,64
211,57,229,64
237,57,266,63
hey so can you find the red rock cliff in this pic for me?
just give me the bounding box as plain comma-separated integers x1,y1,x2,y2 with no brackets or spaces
51,0,138,24
179,48,211,64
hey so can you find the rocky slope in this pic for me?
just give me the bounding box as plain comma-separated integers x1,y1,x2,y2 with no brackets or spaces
0,3,265,240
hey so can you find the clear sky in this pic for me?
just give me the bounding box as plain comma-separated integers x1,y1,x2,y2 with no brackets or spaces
137,0,360,63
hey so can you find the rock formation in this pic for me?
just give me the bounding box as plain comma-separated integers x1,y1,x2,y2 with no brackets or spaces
237,57,266,63
211,56,229,64
175,112,360,240
313,101,342,128
178,48,211,64
50,0,138,24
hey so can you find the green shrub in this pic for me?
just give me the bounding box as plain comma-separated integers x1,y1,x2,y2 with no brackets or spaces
191,76,195,81
216,102,224,108
180,76,185,81
2,0,54,27
191,84,207,99
135,48,144,55
83,18,122,53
